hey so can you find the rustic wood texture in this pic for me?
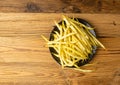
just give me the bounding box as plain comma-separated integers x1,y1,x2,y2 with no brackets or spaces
0,0,120,13
0,13,120,85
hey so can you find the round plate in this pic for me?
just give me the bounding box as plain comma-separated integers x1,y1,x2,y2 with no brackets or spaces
49,18,97,67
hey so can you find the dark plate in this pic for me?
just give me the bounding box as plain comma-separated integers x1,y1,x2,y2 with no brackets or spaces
49,18,97,67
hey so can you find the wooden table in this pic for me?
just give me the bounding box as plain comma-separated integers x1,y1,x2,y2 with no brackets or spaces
0,0,120,13
0,13,120,85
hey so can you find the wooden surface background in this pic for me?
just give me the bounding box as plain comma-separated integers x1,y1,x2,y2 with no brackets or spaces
0,0,119,13
0,13,119,85
0,0,120,85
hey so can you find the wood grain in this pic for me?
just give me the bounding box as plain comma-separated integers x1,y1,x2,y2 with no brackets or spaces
0,0,119,13
0,13,120,85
